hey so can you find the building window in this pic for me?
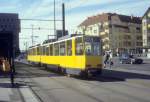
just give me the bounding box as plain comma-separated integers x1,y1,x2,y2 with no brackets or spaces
124,35,131,39
137,36,142,40
144,30,147,35
136,42,142,46
148,12,150,18
136,27,141,33
143,22,146,26
11,19,14,21
7,18,9,22
143,39,146,44
148,37,150,41
90,27,92,30
94,30,97,33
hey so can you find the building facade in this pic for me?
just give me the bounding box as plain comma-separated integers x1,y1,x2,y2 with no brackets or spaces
78,13,142,55
0,13,20,54
142,7,150,52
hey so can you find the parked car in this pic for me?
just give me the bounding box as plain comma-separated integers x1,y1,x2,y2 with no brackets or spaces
119,54,143,64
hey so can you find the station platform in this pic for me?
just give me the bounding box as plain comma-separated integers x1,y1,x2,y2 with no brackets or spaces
0,73,39,102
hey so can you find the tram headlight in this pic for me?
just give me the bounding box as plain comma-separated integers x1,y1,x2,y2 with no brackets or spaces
86,65,91,68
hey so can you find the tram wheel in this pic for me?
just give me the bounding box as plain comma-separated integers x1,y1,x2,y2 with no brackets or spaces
80,71,89,79
97,69,102,75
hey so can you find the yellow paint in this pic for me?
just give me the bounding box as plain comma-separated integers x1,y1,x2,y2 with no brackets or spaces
27,36,103,71
27,55,41,63
27,55,102,70
85,56,102,68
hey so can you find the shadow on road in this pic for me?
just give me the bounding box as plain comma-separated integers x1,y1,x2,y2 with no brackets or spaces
101,69,150,80
72,69,150,82
15,62,150,82
0,82,25,88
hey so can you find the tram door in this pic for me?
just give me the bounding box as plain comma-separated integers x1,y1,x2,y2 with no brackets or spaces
75,37,84,68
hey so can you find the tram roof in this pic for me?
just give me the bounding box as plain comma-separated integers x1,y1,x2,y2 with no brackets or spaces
42,34,84,46
29,34,101,48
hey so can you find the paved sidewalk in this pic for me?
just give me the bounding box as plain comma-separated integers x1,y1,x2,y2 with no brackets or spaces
0,74,39,102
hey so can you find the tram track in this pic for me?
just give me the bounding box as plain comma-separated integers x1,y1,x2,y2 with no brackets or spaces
16,63,150,102
76,76,150,102
17,64,104,102
16,65,58,102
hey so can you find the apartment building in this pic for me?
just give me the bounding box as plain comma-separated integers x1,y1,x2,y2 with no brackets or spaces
142,7,150,53
0,13,20,54
78,13,142,55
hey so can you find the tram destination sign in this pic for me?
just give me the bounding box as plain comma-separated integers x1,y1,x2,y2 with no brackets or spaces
84,36,100,42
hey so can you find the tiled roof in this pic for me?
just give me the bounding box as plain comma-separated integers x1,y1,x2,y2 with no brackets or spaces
79,13,141,27
78,13,110,27
118,14,141,24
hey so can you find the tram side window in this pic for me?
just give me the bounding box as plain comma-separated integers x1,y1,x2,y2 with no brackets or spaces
76,38,83,55
43,46,46,55
67,40,72,56
35,48,38,55
54,43,59,56
37,47,40,55
49,44,53,56
35,48,37,55
30,49,31,55
33,48,35,55
40,46,43,55
39,47,42,55
28,50,30,55
46,46,49,55
31,49,33,55
60,42,66,56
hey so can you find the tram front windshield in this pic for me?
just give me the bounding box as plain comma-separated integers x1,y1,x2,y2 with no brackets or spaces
84,36,101,56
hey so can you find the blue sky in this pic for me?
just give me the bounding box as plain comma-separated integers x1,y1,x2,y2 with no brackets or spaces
0,0,150,50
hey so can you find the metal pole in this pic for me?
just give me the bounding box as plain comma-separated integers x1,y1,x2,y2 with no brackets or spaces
10,36,15,87
25,42,28,52
54,0,56,39
62,3,65,37
31,25,34,46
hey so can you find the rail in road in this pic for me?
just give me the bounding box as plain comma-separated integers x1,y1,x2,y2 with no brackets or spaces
15,62,150,102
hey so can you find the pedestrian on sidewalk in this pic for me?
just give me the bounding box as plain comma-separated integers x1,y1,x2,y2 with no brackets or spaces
109,51,113,69
104,52,110,68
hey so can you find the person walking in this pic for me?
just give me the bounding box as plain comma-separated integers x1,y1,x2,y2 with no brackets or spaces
104,52,110,68
109,51,113,68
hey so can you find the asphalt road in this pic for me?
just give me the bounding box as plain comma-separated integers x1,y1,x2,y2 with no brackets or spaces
15,61,150,102
111,57,150,72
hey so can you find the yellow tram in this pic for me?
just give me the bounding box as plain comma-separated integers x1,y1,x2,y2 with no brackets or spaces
27,35,103,76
